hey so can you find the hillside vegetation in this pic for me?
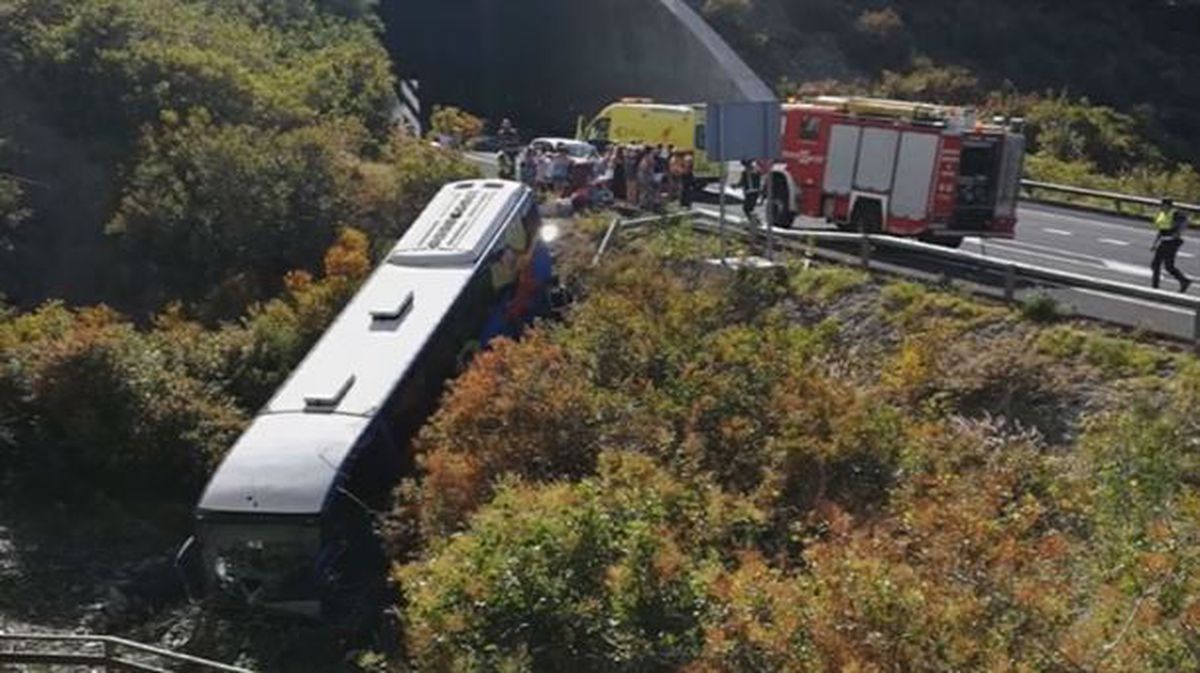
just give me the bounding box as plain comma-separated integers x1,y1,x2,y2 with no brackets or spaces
0,0,475,653
381,220,1200,672
696,0,1200,203
0,0,474,313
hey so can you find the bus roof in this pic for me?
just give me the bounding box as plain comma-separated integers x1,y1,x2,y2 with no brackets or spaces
197,413,371,515
197,180,533,516
269,180,526,418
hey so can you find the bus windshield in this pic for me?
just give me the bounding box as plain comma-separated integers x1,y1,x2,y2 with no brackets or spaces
201,518,321,616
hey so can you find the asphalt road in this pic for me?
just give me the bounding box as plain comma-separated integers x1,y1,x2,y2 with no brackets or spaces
969,203,1198,291
970,203,1199,340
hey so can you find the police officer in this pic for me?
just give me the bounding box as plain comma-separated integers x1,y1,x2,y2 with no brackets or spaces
1151,198,1191,293
740,159,762,221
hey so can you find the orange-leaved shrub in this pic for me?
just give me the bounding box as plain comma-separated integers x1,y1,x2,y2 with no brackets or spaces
409,331,609,540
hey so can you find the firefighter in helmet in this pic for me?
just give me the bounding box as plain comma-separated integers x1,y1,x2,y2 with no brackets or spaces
1151,197,1191,293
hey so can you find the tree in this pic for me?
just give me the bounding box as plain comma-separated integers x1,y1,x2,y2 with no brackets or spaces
428,105,484,147
2,0,396,145
108,112,363,312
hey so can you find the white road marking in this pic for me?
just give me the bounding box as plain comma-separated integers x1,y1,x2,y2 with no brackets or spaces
1043,228,1073,236
1101,260,1152,279
979,242,1152,281
1099,238,1130,247
1180,251,1196,259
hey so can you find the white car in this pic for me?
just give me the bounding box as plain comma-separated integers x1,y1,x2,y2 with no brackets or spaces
522,137,600,165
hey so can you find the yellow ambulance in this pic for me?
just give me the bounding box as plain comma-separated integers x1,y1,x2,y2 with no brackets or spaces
577,99,719,180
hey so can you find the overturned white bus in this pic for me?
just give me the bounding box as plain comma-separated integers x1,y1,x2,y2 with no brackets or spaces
178,180,555,624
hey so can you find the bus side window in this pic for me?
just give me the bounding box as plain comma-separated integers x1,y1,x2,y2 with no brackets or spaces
695,123,707,150
342,421,401,510
800,117,821,141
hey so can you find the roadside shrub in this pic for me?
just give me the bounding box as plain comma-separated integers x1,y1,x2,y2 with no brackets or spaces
0,229,368,500
1036,325,1088,359
692,553,820,672
1020,292,1061,323
1081,335,1164,378
427,105,484,147
885,329,1071,437
350,132,480,246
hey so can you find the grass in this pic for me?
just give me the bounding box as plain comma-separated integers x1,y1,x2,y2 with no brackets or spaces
1036,325,1167,378
879,280,1005,330
790,266,870,303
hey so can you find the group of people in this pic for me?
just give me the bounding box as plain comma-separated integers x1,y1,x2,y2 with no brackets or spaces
607,144,697,211
498,140,700,215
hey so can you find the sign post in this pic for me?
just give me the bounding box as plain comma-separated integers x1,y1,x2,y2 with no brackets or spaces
705,101,782,263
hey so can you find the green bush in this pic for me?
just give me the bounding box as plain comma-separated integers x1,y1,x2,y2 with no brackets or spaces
108,113,363,311
398,452,765,672
879,280,1001,330
0,0,401,313
2,0,395,144
1020,292,1061,323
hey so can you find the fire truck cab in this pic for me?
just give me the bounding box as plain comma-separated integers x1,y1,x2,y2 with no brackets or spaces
769,96,1025,245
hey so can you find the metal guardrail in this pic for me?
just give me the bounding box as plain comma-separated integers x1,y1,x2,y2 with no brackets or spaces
1020,179,1200,218
610,209,1200,352
0,632,254,672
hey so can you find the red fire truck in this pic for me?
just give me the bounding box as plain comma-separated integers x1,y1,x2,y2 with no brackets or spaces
766,96,1026,246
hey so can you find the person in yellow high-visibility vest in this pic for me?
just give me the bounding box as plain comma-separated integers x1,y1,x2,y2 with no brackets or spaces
1151,198,1191,293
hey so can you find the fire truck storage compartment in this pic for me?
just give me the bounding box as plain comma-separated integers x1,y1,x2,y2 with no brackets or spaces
823,124,861,195
854,128,900,192
994,133,1026,219
890,132,939,220
955,137,1002,228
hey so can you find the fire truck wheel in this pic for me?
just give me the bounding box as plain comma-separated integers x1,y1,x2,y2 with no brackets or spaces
768,195,792,229
849,197,884,233
925,235,964,249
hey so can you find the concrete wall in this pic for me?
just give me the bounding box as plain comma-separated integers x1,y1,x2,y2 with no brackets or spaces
380,0,773,134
